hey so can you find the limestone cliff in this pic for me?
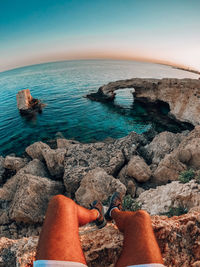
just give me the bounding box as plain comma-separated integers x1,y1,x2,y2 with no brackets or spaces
87,78,200,126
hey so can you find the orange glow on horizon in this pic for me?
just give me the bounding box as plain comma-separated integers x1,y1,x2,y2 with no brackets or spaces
1,49,200,74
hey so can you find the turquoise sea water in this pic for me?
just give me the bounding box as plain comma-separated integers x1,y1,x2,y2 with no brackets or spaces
0,60,198,157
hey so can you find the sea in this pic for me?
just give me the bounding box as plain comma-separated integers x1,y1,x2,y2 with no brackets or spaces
0,60,198,157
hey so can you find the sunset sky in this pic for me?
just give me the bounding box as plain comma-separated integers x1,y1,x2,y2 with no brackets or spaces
0,0,200,72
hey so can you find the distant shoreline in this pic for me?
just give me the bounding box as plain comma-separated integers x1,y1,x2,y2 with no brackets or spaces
172,66,200,76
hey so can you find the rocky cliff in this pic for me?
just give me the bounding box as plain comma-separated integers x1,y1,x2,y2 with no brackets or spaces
0,116,200,266
87,78,200,126
1,213,200,267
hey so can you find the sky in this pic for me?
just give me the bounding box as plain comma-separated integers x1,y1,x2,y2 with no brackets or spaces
0,0,200,72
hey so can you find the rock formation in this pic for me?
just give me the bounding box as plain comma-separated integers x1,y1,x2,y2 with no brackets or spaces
1,212,200,267
0,113,200,266
87,78,200,126
26,141,50,161
63,141,125,195
152,126,200,184
127,155,152,182
4,156,29,172
0,173,64,225
138,180,200,215
75,168,126,207
16,89,44,116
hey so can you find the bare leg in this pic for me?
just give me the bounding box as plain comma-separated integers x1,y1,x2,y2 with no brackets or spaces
36,194,99,264
112,209,164,267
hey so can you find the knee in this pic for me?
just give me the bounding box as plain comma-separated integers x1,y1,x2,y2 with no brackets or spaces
49,194,75,208
134,209,151,221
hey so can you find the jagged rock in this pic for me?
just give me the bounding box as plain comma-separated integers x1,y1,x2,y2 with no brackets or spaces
9,174,64,223
137,180,200,215
75,168,126,207
127,156,151,182
0,156,5,184
42,148,66,178
0,221,42,239
177,126,200,168
113,131,141,161
4,156,28,172
16,89,33,110
117,165,136,197
1,212,200,267
145,131,188,165
57,138,79,149
153,126,200,184
17,159,49,178
87,78,200,126
0,173,64,223
0,175,20,202
153,151,187,184
16,89,44,116
63,142,125,194
25,142,50,161
0,236,38,267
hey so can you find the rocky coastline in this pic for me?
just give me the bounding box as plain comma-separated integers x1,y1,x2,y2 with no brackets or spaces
0,78,200,266
87,78,200,126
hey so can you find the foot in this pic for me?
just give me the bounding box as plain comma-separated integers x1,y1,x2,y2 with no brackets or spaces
90,200,107,229
105,192,123,221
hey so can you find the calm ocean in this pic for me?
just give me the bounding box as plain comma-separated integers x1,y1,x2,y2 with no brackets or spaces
0,60,198,157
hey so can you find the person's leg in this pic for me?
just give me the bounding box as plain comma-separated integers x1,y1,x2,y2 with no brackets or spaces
112,209,164,267
36,194,99,264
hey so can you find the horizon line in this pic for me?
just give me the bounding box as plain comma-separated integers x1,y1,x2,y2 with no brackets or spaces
1,56,200,75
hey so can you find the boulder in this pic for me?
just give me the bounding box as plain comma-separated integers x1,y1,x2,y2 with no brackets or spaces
9,174,64,223
75,168,126,207
113,131,142,161
25,142,50,161
0,156,5,184
17,159,49,178
127,156,152,182
0,173,64,223
4,156,28,172
1,212,200,267
177,126,200,168
137,180,200,215
117,165,136,197
145,131,188,165
153,126,200,184
42,148,66,178
63,142,125,194
153,151,187,184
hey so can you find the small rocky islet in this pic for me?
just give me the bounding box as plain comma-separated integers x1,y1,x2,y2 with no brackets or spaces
0,78,200,267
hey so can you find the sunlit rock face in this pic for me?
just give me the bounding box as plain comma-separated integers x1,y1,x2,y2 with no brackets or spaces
16,89,44,116
87,78,200,126
16,89,33,110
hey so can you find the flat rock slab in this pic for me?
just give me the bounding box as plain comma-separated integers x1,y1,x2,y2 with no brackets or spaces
63,142,125,194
